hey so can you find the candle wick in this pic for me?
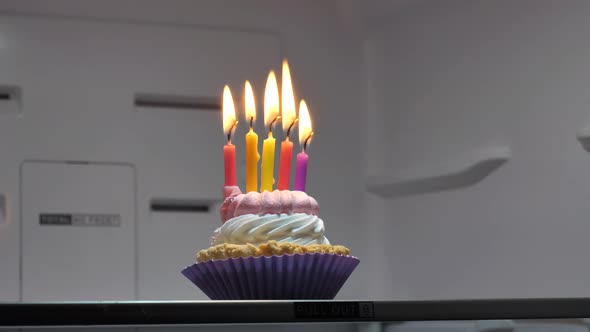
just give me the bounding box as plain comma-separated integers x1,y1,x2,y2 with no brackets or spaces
268,116,281,136
227,120,238,144
286,118,299,138
250,116,254,129
303,132,314,151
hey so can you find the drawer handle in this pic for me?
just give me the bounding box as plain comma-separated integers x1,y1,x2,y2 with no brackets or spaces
150,198,219,213
135,93,220,111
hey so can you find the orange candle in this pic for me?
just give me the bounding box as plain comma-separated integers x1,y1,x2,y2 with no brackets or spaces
278,60,298,190
222,85,238,186
244,81,259,192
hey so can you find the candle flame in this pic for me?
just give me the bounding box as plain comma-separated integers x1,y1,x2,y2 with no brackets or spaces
264,70,280,130
281,60,297,133
298,99,313,147
245,80,256,127
222,85,237,137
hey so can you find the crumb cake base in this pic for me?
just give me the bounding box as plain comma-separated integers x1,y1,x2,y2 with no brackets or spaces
196,240,350,263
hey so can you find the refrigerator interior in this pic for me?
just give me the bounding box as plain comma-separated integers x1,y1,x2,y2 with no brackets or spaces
1,1,590,331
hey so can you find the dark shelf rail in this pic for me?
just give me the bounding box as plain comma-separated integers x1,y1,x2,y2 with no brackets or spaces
1,298,590,327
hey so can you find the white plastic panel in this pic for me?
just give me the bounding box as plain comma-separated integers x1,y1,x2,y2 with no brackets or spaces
21,161,135,301
0,181,17,301
141,210,218,300
0,14,279,198
513,323,588,332
0,14,279,300
384,321,476,332
365,1,590,300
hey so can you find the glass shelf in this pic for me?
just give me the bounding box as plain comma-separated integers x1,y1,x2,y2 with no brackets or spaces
2,298,590,328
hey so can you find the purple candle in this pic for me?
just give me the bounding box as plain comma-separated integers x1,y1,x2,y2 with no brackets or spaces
294,151,309,191
296,99,313,192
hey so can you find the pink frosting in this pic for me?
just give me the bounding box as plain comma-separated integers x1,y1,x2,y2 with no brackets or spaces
220,186,320,223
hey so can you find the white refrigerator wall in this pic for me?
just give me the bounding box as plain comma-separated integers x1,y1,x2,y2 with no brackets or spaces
0,0,367,302
365,0,590,300
6,0,589,307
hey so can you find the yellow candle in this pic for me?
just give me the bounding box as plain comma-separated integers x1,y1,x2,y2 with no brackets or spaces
260,133,276,191
244,81,259,192
261,70,280,192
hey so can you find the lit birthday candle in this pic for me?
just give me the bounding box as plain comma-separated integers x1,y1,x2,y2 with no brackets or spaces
278,60,298,191
222,85,238,187
294,99,313,192
244,81,260,192
260,70,280,192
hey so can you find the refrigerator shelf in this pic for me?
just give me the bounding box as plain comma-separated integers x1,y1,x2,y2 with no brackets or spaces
1,297,590,328
366,146,511,198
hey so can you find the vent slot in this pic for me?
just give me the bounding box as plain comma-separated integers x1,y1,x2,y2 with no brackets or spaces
135,93,220,111
0,86,22,114
0,194,6,224
150,198,218,213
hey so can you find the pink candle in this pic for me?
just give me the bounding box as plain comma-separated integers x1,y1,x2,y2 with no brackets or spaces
294,151,308,191
222,85,238,187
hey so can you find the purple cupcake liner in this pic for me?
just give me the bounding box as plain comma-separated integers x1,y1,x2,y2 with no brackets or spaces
181,253,359,300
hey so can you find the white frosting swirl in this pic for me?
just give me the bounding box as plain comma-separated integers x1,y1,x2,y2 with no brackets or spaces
212,213,330,246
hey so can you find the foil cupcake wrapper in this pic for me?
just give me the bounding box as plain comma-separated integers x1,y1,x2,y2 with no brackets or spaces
181,253,359,300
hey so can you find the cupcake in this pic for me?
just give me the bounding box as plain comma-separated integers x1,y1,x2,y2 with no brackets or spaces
181,186,359,300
